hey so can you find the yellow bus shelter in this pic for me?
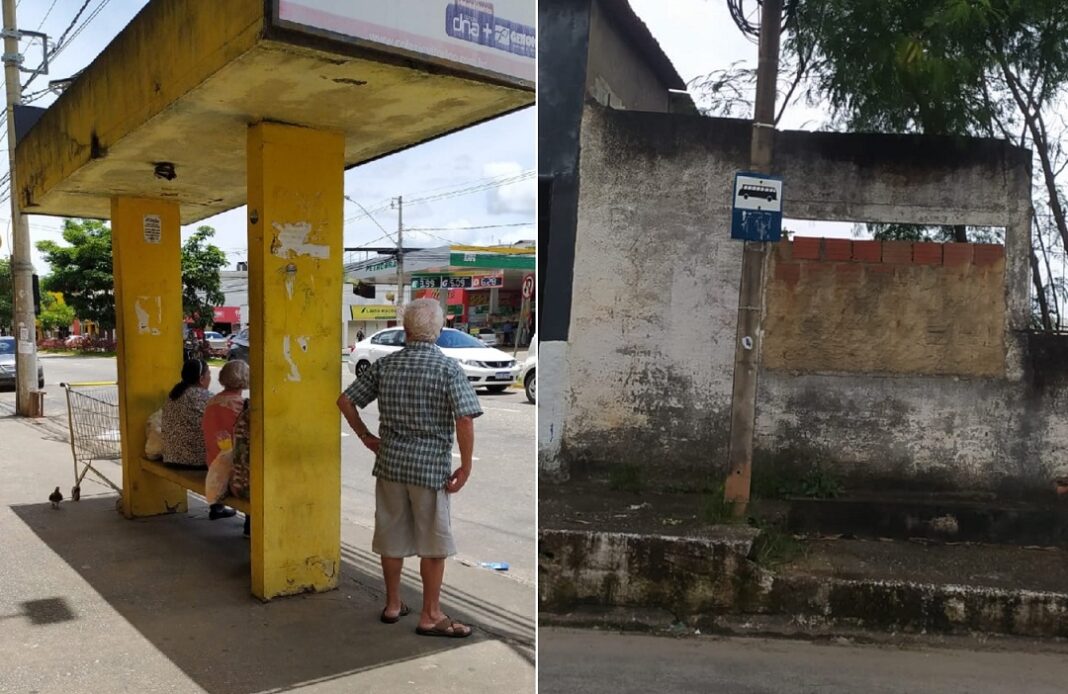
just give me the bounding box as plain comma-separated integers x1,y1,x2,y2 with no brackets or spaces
14,0,533,600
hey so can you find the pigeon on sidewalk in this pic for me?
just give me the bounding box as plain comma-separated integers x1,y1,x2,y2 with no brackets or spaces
49,487,63,509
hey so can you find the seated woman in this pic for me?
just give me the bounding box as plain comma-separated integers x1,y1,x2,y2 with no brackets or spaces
162,358,233,520
202,359,249,466
202,360,251,534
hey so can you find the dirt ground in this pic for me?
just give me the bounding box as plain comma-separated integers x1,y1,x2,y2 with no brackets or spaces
540,480,1068,593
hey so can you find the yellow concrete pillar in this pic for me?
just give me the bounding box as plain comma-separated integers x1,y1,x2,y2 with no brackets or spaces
111,197,187,518
247,122,344,600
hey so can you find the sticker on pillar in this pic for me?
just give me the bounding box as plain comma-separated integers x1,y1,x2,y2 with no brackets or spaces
134,296,162,335
143,215,162,244
731,172,783,242
271,222,329,259
282,335,310,382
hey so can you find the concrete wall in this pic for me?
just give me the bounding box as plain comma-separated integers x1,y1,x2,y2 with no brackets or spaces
585,0,671,112
549,104,1042,493
765,238,1007,378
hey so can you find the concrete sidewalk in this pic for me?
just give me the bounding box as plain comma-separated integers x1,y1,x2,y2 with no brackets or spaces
0,415,534,694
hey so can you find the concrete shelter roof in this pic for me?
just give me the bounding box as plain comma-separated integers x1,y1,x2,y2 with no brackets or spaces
14,0,534,225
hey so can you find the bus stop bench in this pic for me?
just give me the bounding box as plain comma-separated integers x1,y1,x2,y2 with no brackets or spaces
140,458,250,515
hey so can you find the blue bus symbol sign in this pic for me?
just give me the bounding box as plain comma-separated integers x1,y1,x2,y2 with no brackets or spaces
731,172,783,242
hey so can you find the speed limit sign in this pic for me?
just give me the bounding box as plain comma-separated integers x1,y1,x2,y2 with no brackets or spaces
521,274,534,299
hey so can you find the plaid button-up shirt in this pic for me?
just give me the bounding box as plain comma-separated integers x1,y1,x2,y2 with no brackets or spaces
343,340,483,489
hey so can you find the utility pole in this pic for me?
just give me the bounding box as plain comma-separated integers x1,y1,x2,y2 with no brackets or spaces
392,195,404,308
724,0,782,513
2,0,37,416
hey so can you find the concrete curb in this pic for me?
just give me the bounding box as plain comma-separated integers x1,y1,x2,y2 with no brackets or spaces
539,528,1068,639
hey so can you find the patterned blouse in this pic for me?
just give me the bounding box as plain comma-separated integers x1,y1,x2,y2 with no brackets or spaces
162,386,213,467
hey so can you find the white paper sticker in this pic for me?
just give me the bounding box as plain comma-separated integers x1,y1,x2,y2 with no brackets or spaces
19,327,28,341
18,340,33,354
143,215,162,244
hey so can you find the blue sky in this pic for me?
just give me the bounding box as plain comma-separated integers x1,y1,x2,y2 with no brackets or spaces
1,0,535,274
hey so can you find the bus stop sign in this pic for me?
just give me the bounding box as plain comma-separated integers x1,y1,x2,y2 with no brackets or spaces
731,172,783,242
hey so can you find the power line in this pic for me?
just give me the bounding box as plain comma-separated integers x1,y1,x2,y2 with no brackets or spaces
22,0,108,90
33,0,59,33
343,195,395,241
405,222,533,232
404,228,462,246
52,0,93,53
343,170,534,222
403,171,534,206
61,0,111,51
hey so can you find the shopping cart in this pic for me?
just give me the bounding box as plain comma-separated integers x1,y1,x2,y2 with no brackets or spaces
60,381,123,501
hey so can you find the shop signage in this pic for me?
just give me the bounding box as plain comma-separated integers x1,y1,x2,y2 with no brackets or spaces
351,305,397,320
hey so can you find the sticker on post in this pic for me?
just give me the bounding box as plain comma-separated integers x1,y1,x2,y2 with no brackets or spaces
143,215,162,244
731,172,784,242
18,340,33,354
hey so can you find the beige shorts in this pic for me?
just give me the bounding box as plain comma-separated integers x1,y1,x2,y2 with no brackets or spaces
372,478,456,559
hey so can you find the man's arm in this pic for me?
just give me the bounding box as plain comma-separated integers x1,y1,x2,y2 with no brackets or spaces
336,394,380,453
446,415,475,493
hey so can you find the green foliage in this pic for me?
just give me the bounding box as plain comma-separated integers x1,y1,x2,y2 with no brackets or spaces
36,219,115,330
752,444,844,500
749,519,807,568
700,482,743,524
786,0,1034,136
37,292,75,332
608,464,644,493
35,220,229,331
181,226,228,329
859,223,1004,244
0,257,11,333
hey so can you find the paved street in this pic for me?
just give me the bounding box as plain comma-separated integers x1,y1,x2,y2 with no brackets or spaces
539,629,1068,694
0,354,536,584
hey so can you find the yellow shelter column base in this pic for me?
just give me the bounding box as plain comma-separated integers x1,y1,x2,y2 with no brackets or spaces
247,122,344,600
111,197,187,518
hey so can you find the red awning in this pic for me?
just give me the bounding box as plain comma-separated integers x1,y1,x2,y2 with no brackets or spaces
213,306,241,323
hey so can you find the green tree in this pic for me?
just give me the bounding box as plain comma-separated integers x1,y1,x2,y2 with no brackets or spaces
181,226,228,329
0,256,11,333
36,219,115,330
37,291,76,333
0,257,12,334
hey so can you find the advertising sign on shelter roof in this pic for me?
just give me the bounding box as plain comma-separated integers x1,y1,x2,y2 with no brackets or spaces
275,0,535,85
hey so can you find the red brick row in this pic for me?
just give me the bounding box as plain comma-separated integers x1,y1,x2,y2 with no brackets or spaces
780,237,1004,267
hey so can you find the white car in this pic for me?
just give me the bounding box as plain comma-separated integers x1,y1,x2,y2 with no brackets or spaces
519,334,536,404
203,331,228,353
349,327,521,393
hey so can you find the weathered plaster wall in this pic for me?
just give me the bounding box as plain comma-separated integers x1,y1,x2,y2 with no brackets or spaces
555,105,1038,492
585,0,671,112
756,362,1068,495
765,238,1006,378
563,108,744,483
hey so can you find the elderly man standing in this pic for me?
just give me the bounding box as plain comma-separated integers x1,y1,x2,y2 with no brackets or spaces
337,298,482,638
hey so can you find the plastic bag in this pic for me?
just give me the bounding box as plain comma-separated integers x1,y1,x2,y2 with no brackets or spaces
144,409,164,460
204,450,233,505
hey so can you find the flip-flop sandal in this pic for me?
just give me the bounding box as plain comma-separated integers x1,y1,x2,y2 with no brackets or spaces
415,616,472,638
380,603,410,624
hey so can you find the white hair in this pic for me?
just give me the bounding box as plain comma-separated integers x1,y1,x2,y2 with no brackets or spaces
403,298,444,343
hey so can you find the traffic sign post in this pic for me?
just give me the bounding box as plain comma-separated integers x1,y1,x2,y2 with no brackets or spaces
730,172,783,242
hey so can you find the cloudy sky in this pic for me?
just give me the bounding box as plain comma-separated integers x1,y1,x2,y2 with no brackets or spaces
1,0,535,274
